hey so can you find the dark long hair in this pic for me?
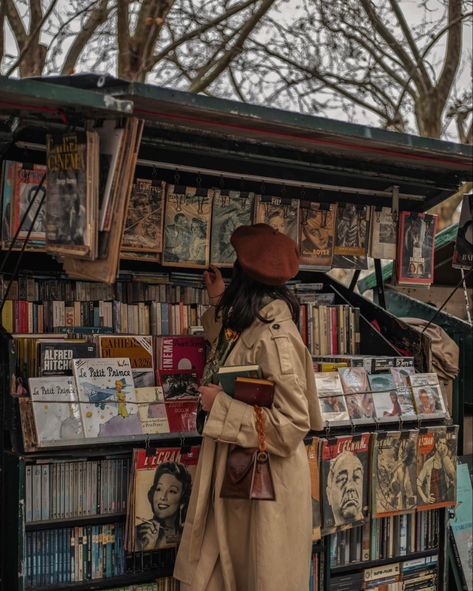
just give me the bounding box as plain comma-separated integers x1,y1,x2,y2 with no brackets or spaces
215,261,299,333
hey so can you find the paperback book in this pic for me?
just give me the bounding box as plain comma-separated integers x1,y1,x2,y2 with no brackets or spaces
165,400,198,432
397,211,437,285
72,358,142,439
29,376,84,445
155,335,206,382
314,372,349,424
98,335,154,387
37,340,96,376
409,372,447,419
332,203,371,269
136,386,170,434
254,195,300,243
299,201,337,270
369,206,397,260
452,192,473,270
210,190,255,266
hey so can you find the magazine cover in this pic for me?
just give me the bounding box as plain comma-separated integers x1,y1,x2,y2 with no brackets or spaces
397,211,437,285
338,367,369,394
159,369,199,401
165,400,198,432
155,335,206,382
127,446,199,551
254,195,300,243
369,207,397,260
299,201,337,270
72,358,142,439
373,431,418,517
450,462,473,591
210,190,255,266
306,438,322,541
161,186,213,268
29,376,84,445
37,340,96,376
121,178,165,257
452,193,473,270
368,373,401,420
99,335,154,387
136,386,170,434
314,372,349,424
390,367,417,417
409,373,447,419
321,433,370,534
417,426,458,511
332,203,370,269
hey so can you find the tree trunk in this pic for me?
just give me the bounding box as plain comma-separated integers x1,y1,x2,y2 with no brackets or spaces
415,94,443,139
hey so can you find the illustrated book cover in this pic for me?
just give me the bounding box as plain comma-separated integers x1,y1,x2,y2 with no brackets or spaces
72,358,142,439
452,193,473,270
299,201,337,270
210,190,255,266
409,372,447,419
369,207,397,260
98,335,154,387
396,211,438,285
161,185,213,268
37,340,96,376
136,386,170,434
320,433,370,534
372,430,418,517
314,372,349,424
29,376,84,445
254,195,300,243
126,446,200,552
332,203,371,269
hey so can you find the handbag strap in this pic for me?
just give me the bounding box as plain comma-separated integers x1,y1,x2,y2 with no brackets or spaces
254,406,266,454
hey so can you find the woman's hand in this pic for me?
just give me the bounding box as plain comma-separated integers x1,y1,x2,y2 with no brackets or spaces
198,383,223,412
203,265,225,304
138,521,160,550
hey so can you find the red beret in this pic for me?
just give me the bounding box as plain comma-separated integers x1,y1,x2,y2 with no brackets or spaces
230,223,299,286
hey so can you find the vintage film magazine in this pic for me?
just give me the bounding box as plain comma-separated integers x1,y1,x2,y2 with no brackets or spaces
369,206,397,260
338,367,375,422
1,161,47,248
452,193,473,270
121,178,165,259
162,185,213,268
306,438,322,541
409,372,447,419
299,201,337,270
372,430,418,517
314,372,349,424
332,203,371,269
135,386,170,434
416,426,458,511
72,358,142,439
367,372,402,421
320,433,370,535
29,376,84,446
98,335,154,388
210,190,255,266
254,195,300,243
159,369,199,401
155,335,206,382
126,446,200,552
396,211,438,285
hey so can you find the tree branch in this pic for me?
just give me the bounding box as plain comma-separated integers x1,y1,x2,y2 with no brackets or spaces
4,0,27,47
117,0,130,78
435,0,463,105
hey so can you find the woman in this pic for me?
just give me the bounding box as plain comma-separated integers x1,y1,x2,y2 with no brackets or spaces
383,391,402,417
137,462,192,550
174,223,322,591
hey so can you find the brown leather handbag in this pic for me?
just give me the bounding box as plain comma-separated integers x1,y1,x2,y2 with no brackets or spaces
220,406,276,501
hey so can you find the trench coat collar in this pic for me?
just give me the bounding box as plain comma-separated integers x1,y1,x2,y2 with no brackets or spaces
240,299,292,349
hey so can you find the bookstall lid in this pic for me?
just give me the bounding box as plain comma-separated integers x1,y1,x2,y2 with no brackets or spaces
7,74,473,212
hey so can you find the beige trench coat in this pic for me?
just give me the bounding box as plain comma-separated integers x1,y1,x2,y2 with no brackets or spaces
174,299,322,591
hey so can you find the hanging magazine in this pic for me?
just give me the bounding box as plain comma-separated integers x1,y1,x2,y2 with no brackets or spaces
417,426,458,511
162,186,213,268
369,206,397,260
121,178,165,259
452,193,473,270
72,358,142,439
320,433,370,535
210,190,255,266
126,446,200,552
299,201,337,270
372,430,418,517
409,373,447,419
314,372,349,425
396,211,437,285
332,203,371,269
254,195,300,243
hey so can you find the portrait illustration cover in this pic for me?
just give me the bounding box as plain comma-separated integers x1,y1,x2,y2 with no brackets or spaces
254,195,300,243
299,201,337,270
397,211,437,285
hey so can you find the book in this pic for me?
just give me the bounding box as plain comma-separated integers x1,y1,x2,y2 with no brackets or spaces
396,211,438,285
234,376,274,407
162,185,213,268
159,369,199,401
72,358,143,439
98,335,154,388
320,433,370,534
121,178,165,258
299,201,337,270
369,207,397,260
305,438,322,541
452,193,473,270
254,195,300,243
37,340,96,376
217,364,262,396
416,426,458,511
125,446,199,552
155,335,206,382
368,372,401,421
29,376,84,445
314,372,349,424
332,203,371,269
372,431,418,517
165,400,198,432
449,461,473,591
409,373,447,419
210,190,255,266
135,387,170,435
